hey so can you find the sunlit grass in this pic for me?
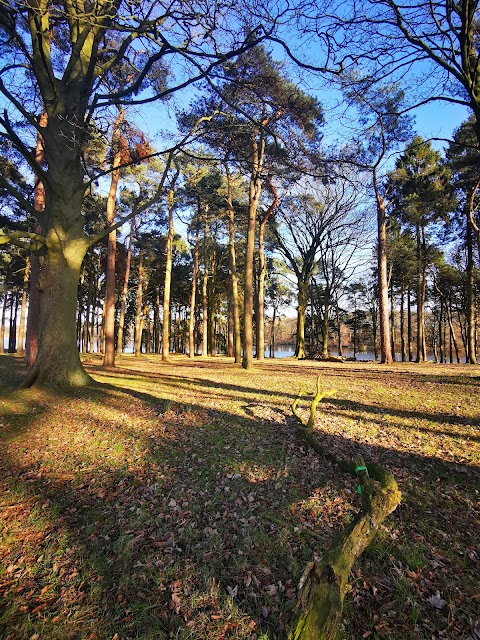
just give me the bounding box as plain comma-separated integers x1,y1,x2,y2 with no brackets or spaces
0,353,479,639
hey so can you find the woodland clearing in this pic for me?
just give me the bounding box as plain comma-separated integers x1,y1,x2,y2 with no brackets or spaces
0,354,479,639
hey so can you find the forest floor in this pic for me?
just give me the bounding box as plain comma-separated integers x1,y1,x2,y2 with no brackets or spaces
0,354,479,640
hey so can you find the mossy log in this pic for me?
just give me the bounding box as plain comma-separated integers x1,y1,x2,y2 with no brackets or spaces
289,377,401,640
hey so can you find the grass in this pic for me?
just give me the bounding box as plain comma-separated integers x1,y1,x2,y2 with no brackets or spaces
0,353,479,639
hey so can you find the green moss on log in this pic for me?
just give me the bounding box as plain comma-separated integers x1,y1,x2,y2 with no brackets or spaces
289,377,401,640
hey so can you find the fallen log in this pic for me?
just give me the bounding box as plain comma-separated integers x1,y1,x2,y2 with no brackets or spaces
289,377,401,640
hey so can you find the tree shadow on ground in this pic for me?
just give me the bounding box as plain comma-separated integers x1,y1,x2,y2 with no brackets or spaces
1,356,479,639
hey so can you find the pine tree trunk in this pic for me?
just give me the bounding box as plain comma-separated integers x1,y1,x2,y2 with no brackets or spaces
407,289,413,361
117,219,134,354
416,225,426,362
144,302,151,353
373,171,393,364
256,178,278,362
0,295,7,354
202,224,209,358
256,222,266,361
189,229,199,359
134,251,144,357
242,134,264,370
466,215,477,364
103,109,125,367
25,254,41,366
390,281,396,360
9,293,18,353
439,299,444,363
225,165,242,363
208,251,217,356
162,182,175,361
400,278,406,362
17,257,30,356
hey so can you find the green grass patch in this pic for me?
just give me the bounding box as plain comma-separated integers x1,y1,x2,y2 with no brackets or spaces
0,354,478,639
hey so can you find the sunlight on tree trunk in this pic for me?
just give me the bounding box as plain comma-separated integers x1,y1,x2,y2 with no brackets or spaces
134,251,144,357
21,236,93,388
16,257,30,357
163,179,176,361
103,109,125,368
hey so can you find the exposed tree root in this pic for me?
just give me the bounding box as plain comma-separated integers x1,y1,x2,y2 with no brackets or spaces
289,376,401,640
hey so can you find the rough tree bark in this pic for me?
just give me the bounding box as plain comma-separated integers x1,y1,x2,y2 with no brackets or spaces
289,377,401,640
25,112,47,368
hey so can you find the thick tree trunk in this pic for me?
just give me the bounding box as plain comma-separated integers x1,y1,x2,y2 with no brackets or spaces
21,109,99,387
295,280,308,359
21,235,92,388
373,172,393,364
25,113,47,368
